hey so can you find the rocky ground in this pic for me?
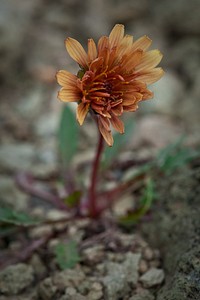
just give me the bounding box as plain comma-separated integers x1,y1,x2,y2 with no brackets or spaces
0,0,200,299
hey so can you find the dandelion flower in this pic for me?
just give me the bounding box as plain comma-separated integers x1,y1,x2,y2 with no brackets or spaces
56,24,164,146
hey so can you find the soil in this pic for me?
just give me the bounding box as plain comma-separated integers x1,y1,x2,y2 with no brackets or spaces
0,0,200,299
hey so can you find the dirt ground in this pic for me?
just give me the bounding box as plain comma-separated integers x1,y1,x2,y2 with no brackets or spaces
0,0,200,299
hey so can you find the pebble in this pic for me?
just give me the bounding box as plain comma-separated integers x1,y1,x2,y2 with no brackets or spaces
0,263,34,295
102,252,141,299
140,268,165,288
143,247,154,261
82,245,105,264
0,143,35,172
129,289,155,300
139,259,149,274
29,254,47,278
0,176,28,210
38,277,57,300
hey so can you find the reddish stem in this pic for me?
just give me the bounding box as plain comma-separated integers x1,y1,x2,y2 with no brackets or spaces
88,129,104,217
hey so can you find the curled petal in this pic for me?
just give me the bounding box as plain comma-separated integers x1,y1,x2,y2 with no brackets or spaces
77,102,90,125
123,104,138,112
135,67,164,84
110,114,124,134
65,38,88,68
109,24,124,49
90,57,104,73
142,89,154,100
98,116,113,146
56,70,77,87
132,35,152,51
135,50,163,72
88,39,97,62
58,88,81,102
123,92,143,106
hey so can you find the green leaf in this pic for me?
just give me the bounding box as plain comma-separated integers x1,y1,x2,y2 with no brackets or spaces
156,137,200,174
63,191,82,208
119,177,154,226
55,241,81,270
58,105,79,166
0,207,41,226
103,117,135,168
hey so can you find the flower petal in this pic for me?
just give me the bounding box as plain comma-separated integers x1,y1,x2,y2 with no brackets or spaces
98,116,113,146
88,38,97,62
141,89,154,100
123,92,143,105
109,24,124,49
123,104,139,112
65,38,88,68
98,36,109,56
122,49,143,71
135,67,164,84
56,70,77,87
132,35,152,51
110,114,124,134
58,88,81,102
116,34,133,58
135,50,163,72
77,103,90,125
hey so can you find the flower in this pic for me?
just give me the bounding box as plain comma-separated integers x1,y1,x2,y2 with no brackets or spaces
56,24,164,146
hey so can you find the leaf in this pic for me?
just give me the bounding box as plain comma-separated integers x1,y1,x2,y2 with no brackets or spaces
55,241,81,270
119,177,154,226
58,105,79,166
156,137,200,174
0,207,41,226
63,191,82,208
102,117,135,168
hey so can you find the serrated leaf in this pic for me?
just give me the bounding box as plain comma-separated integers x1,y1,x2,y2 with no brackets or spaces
119,178,154,226
103,117,135,168
63,191,82,208
58,105,79,166
55,241,81,270
0,207,41,226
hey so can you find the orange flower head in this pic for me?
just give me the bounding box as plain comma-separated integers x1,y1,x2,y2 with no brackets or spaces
56,24,164,146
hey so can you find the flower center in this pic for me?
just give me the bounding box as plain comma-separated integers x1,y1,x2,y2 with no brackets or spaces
103,82,113,94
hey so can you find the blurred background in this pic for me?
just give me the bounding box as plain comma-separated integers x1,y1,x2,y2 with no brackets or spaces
0,0,200,210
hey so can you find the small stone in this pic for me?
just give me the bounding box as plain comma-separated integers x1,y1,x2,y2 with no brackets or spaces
91,282,103,292
149,259,161,268
29,254,47,278
0,143,35,172
102,253,141,299
139,259,149,274
140,268,165,288
0,176,28,210
30,225,52,239
65,287,77,296
124,252,141,285
38,277,57,300
60,293,87,300
129,289,155,300
143,247,154,261
82,245,105,264
87,282,103,299
87,290,103,300
53,268,85,291
0,263,34,295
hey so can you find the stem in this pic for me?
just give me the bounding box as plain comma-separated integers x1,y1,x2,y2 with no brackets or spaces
88,128,104,217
